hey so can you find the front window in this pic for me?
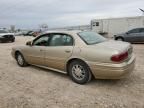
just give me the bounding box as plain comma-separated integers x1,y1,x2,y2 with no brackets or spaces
78,31,106,45
33,35,49,46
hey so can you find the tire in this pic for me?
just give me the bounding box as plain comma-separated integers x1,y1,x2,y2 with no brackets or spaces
116,37,124,41
16,52,28,67
68,60,92,84
11,39,15,42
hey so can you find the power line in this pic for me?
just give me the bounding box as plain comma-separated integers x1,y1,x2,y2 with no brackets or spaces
139,8,144,16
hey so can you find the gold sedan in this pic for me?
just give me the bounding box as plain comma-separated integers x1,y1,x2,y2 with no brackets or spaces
11,31,135,84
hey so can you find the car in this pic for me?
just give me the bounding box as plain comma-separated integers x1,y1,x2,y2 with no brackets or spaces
11,31,135,84
114,28,144,43
23,31,34,36
14,32,23,36
0,30,15,43
31,31,41,37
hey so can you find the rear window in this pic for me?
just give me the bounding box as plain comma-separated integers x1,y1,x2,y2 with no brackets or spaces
78,31,106,45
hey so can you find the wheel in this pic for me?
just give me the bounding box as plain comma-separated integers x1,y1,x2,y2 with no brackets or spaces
116,37,124,41
68,60,92,84
11,39,15,42
16,52,28,67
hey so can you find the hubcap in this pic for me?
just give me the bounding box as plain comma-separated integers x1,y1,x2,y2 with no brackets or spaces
72,64,85,80
17,54,23,65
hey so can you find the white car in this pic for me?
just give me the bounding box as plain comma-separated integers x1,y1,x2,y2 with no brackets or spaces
0,30,15,43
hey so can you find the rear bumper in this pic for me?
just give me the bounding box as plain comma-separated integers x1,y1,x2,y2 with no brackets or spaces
88,55,135,79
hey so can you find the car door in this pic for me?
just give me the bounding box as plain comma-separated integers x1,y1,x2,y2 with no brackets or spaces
44,33,74,71
139,28,144,42
24,34,50,66
125,28,141,42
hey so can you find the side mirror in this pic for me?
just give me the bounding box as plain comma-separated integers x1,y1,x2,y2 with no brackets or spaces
26,41,32,46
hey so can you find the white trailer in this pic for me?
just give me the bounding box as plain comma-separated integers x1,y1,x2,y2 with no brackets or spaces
91,16,144,38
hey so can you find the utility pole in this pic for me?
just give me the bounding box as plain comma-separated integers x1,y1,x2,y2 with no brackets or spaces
139,8,144,16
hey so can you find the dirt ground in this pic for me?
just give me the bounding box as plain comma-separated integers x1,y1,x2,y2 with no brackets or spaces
0,36,144,108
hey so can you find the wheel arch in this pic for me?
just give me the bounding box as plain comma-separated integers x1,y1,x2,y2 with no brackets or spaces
66,58,92,75
116,36,124,41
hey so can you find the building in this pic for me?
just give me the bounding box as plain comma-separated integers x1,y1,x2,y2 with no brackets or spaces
49,25,91,31
91,16,144,37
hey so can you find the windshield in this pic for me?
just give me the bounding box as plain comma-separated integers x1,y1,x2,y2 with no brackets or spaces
78,31,106,45
0,30,8,33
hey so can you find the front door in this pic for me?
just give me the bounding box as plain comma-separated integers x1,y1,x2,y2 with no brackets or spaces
24,34,50,65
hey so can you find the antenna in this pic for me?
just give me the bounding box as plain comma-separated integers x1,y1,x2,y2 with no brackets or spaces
139,8,144,16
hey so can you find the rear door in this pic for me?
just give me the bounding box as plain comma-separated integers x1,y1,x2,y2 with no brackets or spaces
44,33,74,71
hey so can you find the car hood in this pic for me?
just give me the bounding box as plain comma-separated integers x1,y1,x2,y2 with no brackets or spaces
115,33,125,36
0,33,14,37
91,40,131,53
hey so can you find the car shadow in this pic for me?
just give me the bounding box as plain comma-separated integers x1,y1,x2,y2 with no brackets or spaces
26,65,136,87
30,65,69,78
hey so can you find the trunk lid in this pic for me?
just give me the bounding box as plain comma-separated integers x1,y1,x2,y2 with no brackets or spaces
86,40,133,63
95,40,131,52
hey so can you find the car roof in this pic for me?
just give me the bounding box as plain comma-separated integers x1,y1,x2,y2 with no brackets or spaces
44,30,82,34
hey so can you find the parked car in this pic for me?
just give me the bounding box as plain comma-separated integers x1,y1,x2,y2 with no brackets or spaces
14,32,23,36
31,31,41,37
11,31,135,84
0,30,15,43
23,31,34,36
114,28,144,43
23,31,41,37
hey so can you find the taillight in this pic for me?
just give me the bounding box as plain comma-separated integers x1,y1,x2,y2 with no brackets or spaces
111,51,128,62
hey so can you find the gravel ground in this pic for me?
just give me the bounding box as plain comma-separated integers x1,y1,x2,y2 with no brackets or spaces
0,36,144,108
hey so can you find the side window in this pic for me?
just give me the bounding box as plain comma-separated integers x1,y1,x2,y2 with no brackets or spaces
62,35,73,46
92,22,99,26
96,22,99,26
140,28,144,32
49,34,73,46
33,35,49,46
49,34,62,46
129,28,140,33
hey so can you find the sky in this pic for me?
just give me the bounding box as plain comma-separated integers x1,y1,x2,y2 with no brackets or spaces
0,0,144,29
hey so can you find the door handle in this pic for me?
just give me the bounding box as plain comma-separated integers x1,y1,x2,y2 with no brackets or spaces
65,50,71,53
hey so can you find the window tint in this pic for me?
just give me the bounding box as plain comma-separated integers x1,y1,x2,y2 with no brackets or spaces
33,35,49,46
62,35,73,45
140,28,144,32
128,28,140,33
49,34,73,46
